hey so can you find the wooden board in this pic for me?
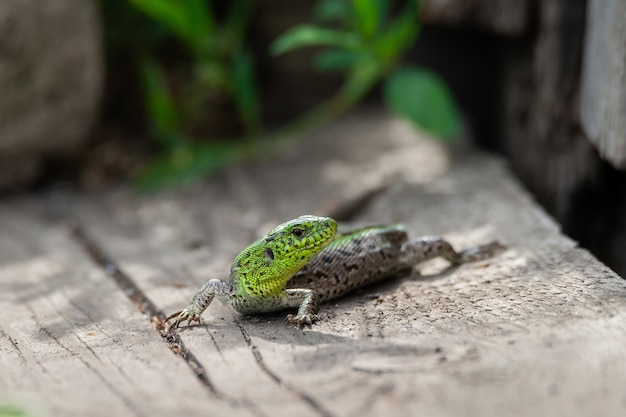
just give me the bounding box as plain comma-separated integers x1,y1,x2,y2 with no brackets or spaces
2,110,626,416
420,0,531,36
580,0,626,169
0,200,239,417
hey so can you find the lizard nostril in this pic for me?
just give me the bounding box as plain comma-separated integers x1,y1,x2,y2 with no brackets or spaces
264,248,274,260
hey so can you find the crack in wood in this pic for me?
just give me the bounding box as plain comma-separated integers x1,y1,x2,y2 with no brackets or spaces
21,303,65,385
0,329,26,365
67,221,220,396
47,294,107,364
236,322,335,417
39,325,148,417
201,326,226,362
67,220,279,417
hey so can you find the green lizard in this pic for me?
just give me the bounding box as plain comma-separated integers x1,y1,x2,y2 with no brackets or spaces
166,215,503,329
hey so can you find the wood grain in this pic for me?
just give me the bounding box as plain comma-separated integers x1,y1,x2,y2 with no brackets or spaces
580,0,626,169
2,111,626,417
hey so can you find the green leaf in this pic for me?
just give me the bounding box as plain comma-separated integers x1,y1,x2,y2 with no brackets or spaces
373,0,418,61
232,49,261,136
139,58,181,147
222,0,254,53
352,0,381,38
314,48,362,71
184,0,216,52
270,25,358,55
314,0,352,23
384,67,461,139
135,143,243,191
130,0,215,52
130,0,188,38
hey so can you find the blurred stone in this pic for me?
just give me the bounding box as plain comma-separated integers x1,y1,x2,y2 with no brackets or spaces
0,0,102,190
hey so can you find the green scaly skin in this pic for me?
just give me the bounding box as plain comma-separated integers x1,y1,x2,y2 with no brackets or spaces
166,215,504,329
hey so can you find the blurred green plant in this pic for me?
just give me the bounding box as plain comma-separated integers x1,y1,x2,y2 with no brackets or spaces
129,0,461,191
0,404,32,417
128,0,260,190
271,0,460,139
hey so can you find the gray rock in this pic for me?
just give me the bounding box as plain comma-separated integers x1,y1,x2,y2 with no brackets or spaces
0,0,102,188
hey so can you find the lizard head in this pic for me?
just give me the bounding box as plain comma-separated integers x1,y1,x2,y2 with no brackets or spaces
264,215,337,265
232,215,337,296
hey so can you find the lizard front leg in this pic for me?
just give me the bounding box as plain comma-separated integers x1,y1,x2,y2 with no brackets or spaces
166,279,231,330
281,288,321,328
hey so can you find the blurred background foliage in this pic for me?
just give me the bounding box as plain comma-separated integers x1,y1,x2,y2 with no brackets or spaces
100,0,460,191
0,404,32,417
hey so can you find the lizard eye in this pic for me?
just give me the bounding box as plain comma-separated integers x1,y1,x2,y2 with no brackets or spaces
291,228,305,238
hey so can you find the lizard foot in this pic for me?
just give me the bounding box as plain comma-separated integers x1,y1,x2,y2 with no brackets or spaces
285,313,319,329
165,307,201,332
459,241,506,263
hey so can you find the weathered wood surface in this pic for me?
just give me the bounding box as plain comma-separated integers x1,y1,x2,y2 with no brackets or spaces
502,0,593,219
0,201,234,416
2,110,626,417
580,0,626,169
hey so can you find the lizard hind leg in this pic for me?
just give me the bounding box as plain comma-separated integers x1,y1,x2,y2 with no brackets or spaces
399,237,505,267
457,241,506,263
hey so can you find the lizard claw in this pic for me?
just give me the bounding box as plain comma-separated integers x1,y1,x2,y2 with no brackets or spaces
284,313,319,329
165,307,201,332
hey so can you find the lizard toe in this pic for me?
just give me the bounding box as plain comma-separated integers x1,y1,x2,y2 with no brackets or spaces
165,307,201,332
285,313,319,328
284,314,296,327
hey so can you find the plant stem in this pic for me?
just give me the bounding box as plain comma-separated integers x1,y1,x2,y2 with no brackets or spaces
251,65,388,157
